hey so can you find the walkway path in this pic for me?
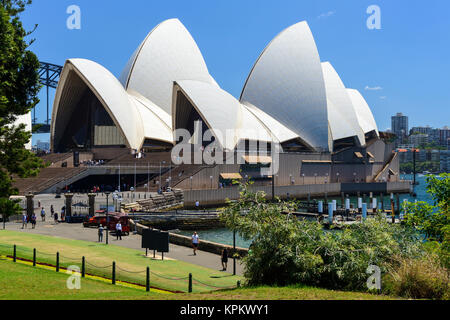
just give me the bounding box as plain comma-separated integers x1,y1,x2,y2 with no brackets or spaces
3,218,244,276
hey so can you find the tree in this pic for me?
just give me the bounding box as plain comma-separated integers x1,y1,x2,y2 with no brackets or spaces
0,0,44,228
403,174,449,267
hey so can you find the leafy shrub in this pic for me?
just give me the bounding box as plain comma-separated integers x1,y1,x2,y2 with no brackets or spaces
221,184,425,292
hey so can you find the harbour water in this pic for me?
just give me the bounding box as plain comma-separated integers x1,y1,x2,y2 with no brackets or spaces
174,174,436,248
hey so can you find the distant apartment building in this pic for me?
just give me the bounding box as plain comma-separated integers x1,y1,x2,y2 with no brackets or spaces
408,133,429,147
410,126,450,148
392,113,409,146
440,150,450,173
440,127,450,148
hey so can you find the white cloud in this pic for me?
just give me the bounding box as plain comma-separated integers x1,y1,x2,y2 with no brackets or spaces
317,11,335,19
365,86,383,91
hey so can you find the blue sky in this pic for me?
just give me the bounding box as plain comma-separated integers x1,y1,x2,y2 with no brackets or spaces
22,0,449,144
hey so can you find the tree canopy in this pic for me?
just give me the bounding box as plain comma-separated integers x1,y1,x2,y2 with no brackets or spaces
0,0,44,224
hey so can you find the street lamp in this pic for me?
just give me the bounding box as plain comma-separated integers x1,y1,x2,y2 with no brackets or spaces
105,191,111,245
130,187,135,201
289,174,292,185
113,190,119,212
210,176,213,189
190,176,193,190
134,163,137,191
353,172,357,183
147,162,150,195
302,173,305,185
233,209,236,276
314,173,318,184
169,164,172,189
336,172,340,183
159,161,166,192
118,164,121,192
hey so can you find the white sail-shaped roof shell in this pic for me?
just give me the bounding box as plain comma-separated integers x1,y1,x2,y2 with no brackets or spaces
12,112,32,150
321,62,366,146
346,89,379,136
128,91,173,144
241,102,300,144
240,21,330,152
120,18,216,115
174,80,276,151
51,59,145,151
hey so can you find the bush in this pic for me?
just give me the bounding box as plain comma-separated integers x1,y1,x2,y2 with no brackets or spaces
221,184,425,292
383,254,450,300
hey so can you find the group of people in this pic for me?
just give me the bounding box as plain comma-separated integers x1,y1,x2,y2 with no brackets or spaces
21,205,64,229
82,159,105,166
191,232,229,272
21,213,36,229
97,222,123,242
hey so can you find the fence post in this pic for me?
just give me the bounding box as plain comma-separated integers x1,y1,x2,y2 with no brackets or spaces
13,245,16,262
33,248,36,266
188,273,192,293
82,256,85,278
56,252,59,272
146,267,150,292
112,261,116,285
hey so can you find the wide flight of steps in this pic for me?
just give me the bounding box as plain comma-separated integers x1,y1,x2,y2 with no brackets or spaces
122,189,184,212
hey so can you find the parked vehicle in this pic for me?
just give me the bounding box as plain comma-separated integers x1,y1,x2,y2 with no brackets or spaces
83,213,130,236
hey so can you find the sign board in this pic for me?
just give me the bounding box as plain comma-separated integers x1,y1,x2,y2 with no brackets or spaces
142,229,169,253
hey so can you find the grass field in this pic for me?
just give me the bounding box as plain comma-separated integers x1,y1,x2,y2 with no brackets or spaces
0,258,399,300
0,258,163,300
0,230,241,293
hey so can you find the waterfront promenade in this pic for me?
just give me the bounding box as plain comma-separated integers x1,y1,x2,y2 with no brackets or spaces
2,213,244,276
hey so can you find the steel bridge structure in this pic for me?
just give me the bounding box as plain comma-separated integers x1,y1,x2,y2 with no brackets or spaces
34,61,63,133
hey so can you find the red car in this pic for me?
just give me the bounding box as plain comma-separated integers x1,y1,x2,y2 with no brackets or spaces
83,213,131,236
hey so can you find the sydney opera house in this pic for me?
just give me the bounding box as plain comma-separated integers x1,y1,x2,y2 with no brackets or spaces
22,18,404,198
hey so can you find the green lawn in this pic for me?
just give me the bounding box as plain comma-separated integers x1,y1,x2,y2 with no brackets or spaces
0,230,241,293
0,258,163,300
181,286,402,300
0,258,400,300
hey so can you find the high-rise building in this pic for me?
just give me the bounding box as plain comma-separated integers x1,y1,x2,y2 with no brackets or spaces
392,113,408,146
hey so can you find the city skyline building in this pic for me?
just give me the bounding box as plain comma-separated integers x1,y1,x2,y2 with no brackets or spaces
392,112,409,146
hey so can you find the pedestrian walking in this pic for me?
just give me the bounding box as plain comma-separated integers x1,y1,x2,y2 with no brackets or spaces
21,213,27,229
98,225,104,242
40,207,46,222
54,212,59,224
191,232,200,256
221,248,228,271
31,213,37,229
115,222,122,240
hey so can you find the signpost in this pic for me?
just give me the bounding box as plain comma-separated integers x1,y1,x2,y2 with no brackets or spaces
142,229,169,260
